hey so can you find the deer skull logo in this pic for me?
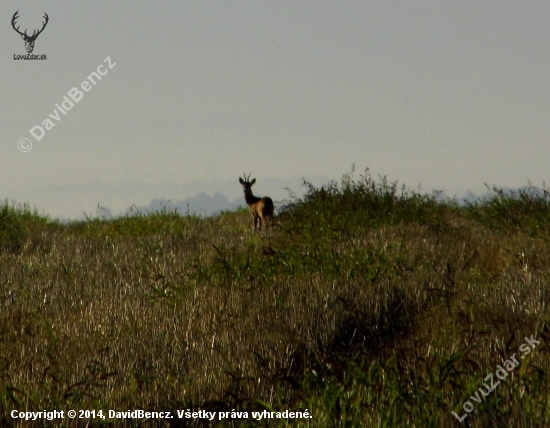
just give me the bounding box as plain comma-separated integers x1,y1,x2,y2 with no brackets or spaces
11,11,49,54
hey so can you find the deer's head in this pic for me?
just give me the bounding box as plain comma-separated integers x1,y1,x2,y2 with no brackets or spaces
239,173,256,194
12,11,49,54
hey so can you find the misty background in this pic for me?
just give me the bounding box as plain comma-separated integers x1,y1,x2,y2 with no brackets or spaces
2,1,549,219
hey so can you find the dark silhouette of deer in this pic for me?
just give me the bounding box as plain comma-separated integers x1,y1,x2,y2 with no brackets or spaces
12,11,49,54
239,174,274,231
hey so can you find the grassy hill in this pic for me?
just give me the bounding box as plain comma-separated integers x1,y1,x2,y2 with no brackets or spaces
1,169,549,427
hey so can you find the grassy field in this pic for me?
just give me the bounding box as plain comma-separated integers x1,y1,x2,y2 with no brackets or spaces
1,169,549,427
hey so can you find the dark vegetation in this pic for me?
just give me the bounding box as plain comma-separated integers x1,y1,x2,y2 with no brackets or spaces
1,169,549,427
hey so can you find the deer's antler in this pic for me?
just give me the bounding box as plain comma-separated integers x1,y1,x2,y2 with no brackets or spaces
29,13,49,40
11,11,49,40
11,11,26,37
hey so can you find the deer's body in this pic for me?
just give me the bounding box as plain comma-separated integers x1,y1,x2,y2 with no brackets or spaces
239,175,274,230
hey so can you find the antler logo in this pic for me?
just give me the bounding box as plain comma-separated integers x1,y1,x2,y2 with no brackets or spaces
11,10,49,54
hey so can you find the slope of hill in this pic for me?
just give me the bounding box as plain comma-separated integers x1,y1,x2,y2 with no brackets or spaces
0,170,549,427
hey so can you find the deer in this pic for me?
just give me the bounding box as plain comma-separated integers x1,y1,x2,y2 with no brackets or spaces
239,174,274,231
11,11,49,54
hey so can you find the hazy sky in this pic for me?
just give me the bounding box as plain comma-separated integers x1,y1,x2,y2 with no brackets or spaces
2,1,550,218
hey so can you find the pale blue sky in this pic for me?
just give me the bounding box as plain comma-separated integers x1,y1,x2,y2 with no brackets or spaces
2,1,550,218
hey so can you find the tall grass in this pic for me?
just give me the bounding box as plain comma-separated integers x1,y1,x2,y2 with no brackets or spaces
0,171,549,427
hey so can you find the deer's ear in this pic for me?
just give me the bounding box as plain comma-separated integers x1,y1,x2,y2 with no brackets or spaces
239,178,244,184
251,179,256,185
21,34,26,40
